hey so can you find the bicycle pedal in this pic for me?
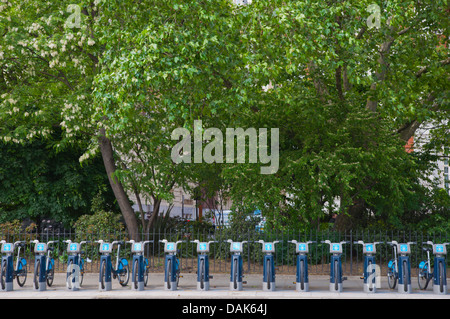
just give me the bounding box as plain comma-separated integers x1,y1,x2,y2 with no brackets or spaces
293,282,297,284
210,276,213,279
243,281,247,284
343,277,348,281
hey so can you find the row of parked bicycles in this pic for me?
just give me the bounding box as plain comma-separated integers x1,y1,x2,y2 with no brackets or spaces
1,238,448,294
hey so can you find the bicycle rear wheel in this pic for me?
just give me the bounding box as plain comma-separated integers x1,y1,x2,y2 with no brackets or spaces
439,261,444,293
100,259,106,290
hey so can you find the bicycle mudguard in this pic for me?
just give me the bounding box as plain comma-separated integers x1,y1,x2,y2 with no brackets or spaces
120,258,128,267
419,261,427,269
18,258,27,268
388,260,394,269
48,259,54,270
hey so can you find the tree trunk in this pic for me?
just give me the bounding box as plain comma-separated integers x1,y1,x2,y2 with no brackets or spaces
145,198,161,232
335,198,366,231
98,129,139,240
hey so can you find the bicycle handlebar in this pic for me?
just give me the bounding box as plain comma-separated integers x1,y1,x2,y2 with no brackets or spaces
127,240,153,248
321,240,349,245
353,241,383,245
255,240,280,244
290,240,316,244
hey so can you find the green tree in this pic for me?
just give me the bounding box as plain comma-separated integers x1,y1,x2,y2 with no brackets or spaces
0,135,118,228
220,0,450,230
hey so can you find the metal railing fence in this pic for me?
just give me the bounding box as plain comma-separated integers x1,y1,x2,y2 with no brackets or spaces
0,228,448,276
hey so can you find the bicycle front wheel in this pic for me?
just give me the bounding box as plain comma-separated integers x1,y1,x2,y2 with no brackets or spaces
16,260,27,287
133,259,139,290
46,260,54,287
200,259,205,289
387,261,397,289
33,259,40,289
439,261,444,293
166,258,172,290
300,259,305,291
402,260,409,292
233,258,238,290
1,259,6,290
100,259,106,290
118,261,129,286
417,265,429,290
266,258,271,290
334,260,339,291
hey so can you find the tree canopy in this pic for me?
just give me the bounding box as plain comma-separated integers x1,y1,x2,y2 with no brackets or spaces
1,0,449,235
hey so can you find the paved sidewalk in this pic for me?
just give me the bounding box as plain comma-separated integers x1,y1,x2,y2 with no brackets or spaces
1,273,448,299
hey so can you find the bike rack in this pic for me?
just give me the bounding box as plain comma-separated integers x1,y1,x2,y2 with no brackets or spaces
424,241,449,295
97,240,114,291
64,240,89,291
354,241,382,293
160,239,184,291
32,240,54,291
128,240,152,291
1,241,16,291
389,241,415,294
290,240,315,292
193,240,216,291
227,240,248,291
256,240,279,291
322,240,348,292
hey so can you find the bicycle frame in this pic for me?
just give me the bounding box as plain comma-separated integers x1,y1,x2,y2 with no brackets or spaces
97,240,129,291
1,240,27,290
14,242,25,274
